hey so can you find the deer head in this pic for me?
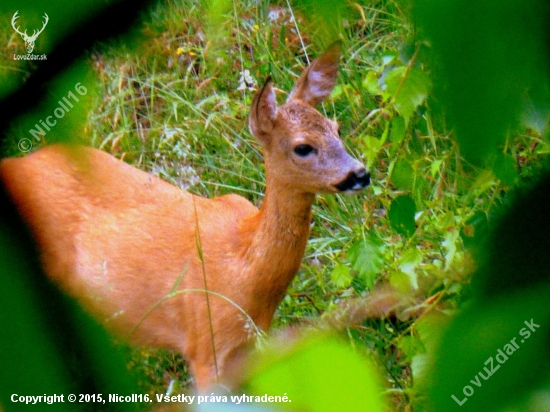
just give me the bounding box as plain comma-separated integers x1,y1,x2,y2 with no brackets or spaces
11,11,49,54
249,43,370,195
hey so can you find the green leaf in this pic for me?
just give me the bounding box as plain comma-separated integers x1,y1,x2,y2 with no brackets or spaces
522,84,550,134
205,0,231,49
442,229,460,270
389,270,412,293
388,195,417,238
330,84,344,99
460,211,489,251
426,287,550,412
399,335,426,363
435,211,456,231
0,194,140,411
430,158,443,178
391,158,415,191
390,115,406,144
362,135,384,170
348,235,384,288
330,263,353,289
414,0,550,165
470,169,497,195
398,247,423,289
492,153,518,187
246,334,385,412
385,66,431,124
380,118,390,146
12,60,97,150
411,354,431,388
362,71,383,95
293,0,350,46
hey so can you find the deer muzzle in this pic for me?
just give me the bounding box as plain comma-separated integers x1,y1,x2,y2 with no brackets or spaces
334,168,370,193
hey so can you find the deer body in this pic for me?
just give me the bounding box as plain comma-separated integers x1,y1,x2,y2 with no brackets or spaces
0,45,369,390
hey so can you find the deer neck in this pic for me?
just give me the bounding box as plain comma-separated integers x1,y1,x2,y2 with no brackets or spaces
241,171,315,313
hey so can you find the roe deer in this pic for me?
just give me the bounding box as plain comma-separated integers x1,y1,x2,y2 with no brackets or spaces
0,44,370,391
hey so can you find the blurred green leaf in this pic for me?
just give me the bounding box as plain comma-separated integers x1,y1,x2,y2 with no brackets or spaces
245,334,385,412
414,0,550,165
0,191,139,411
205,0,231,52
413,313,450,388
460,210,489,252
421,168,550,411
0,204,74,411
9,60,97,150
426,287,550,412
473,169,550,299
293,0,349,46
389,195,417,238
492,153,518,187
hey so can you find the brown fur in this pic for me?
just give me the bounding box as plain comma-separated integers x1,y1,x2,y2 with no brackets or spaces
0,44,368,391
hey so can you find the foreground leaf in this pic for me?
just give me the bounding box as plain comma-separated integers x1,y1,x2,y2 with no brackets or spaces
245,334,385,412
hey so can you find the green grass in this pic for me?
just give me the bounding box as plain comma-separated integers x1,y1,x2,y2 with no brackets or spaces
3,0,550,410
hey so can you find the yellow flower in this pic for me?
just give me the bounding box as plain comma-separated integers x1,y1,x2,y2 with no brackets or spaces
176,47,184,55
253,24,259,30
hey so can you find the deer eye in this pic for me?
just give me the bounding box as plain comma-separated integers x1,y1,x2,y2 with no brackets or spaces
293,144,316,157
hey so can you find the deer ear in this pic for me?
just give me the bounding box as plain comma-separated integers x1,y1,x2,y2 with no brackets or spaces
249,78,278,143
287,42,341,107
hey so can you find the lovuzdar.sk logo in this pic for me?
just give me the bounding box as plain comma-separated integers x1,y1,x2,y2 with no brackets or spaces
11,10,48,61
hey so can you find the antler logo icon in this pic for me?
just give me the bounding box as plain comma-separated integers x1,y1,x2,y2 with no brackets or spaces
11,11,49,54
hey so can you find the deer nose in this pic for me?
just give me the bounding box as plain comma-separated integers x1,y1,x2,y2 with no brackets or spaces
334,168,370,192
